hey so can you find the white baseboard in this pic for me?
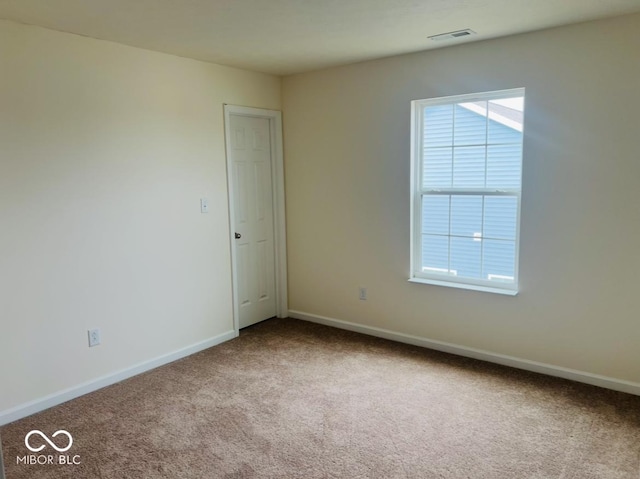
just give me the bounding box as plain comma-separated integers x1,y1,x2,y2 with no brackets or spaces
0,330,237,426
289,310,640,397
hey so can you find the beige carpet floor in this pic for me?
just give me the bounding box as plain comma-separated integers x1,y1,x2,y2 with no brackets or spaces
2,318,640,478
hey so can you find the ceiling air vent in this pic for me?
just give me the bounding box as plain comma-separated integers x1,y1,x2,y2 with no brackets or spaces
428,29,476,42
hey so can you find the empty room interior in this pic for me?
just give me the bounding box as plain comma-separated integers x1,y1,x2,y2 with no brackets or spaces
1,1,640,477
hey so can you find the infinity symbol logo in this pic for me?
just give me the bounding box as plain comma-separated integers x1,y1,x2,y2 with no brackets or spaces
25,430,73,453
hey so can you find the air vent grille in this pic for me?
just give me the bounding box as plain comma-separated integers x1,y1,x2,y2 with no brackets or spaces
428,29,476,42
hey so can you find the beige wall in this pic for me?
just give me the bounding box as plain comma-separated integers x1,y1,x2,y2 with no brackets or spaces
283,14,640,383
0,20,280,413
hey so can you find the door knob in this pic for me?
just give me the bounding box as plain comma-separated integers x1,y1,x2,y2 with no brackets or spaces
235,232,241,239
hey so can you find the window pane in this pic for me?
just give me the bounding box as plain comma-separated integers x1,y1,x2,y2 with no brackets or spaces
486,144,522,189
453,146,485,188
454,102,487,146
451,195,482,238
422,196,450,235
483,196,517,240
422,234,449,274
488,98,524,144
423,147,452,188
482,239,516,281
424,105,453,148
451,236,482,279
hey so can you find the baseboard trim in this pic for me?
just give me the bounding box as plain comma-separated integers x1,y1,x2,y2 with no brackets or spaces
289,310,640,396
0,330,237,426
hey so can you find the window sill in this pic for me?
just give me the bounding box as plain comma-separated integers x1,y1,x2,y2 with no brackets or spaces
408,277,518,296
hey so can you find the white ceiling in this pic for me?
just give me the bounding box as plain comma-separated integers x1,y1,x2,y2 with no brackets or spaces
1,0,640,75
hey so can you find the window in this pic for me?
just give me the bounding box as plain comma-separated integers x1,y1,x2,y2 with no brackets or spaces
410,88,524,295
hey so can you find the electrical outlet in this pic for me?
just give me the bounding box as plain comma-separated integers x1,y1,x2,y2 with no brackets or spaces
88,329,101,347
359,287,367,301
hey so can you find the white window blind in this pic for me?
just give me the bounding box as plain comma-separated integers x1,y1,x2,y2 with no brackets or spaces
410,89,525,294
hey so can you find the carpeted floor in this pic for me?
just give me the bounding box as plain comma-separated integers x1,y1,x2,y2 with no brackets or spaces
2,318,640,478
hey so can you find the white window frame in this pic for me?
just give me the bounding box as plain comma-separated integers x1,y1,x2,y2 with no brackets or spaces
409,88,524,295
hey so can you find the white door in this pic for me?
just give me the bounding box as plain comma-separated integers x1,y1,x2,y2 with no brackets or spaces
229,114,277,328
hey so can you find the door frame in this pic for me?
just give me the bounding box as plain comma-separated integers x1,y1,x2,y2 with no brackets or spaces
224,104,288,334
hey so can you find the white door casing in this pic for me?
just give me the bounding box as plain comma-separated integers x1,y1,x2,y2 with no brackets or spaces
224,105,287,331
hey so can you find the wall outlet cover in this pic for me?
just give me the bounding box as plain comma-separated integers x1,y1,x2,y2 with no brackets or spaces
88,329,101,347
